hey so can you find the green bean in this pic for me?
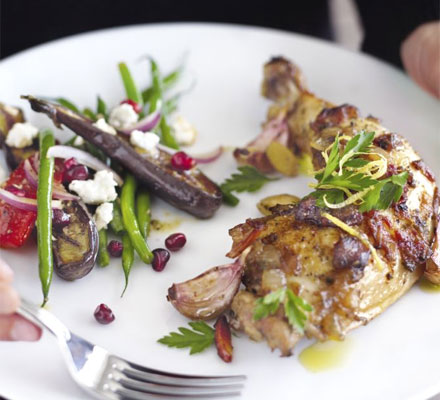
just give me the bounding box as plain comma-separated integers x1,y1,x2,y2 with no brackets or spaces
55,97,80,114
85,142,107,162
221,189,240,207
159,115,179,149
82,107,97,121
148,59,162,114
136,189,151,238
141,67,183,104
121,174,153,264
163,68,182,89
96,96,108,118
98,229,110,267
148,59,179,149
37,130,55,306
118,62,143,106
164,95,179,115
110,200,124,235
121,232,134,296
64,136,77,146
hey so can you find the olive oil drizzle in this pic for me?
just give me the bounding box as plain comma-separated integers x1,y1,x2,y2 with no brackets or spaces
419,277,440,293
299,339,352,372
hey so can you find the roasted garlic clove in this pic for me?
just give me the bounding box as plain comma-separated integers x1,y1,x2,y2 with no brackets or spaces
167,259,243,320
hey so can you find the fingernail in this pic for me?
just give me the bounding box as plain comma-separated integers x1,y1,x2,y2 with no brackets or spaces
10,317,41,341
0,284,19,314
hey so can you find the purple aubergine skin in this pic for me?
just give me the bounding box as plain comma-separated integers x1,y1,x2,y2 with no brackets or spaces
52,200,99,281
0,103,39,170
23,96,223,219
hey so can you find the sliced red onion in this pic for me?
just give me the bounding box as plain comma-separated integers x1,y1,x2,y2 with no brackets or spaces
0,188,62,212
23,159,38,187
121,101,162,135
32,153,40,172
191,146,224,164
23,159,79,201
157,143,176,155
46,145,123,186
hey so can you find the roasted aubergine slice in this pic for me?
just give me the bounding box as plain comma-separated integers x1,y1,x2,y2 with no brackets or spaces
0,103,38,170
23,96,222,219
52,200,98,281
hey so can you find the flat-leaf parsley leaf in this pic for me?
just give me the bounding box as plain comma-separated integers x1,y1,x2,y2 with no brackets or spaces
220,166,276,206
253,288,312,335
158,321,215,355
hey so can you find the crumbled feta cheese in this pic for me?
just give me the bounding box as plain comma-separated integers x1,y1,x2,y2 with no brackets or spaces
93,118,117,135
94,202,114,231
171,115,197,146
5,122,39,148
108,103,138,130
130,130,160,157
69,170,117,204
73,136,84,146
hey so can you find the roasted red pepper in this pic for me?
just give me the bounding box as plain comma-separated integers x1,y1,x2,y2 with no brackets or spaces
0,157,64,248
0,161,37,248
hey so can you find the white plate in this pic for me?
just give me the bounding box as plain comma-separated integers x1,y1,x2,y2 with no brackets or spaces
0,23,439,400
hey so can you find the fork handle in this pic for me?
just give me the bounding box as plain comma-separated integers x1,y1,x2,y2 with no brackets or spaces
17,299,71,341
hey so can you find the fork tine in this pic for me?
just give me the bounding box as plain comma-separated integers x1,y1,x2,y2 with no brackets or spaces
112,357,246,387
106,374,242,399
123,368,245,390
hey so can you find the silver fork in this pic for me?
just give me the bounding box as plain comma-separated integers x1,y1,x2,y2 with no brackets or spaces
17,299,246,399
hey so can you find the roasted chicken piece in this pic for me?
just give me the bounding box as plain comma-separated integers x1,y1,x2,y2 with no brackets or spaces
169,57,438,356
229,57,438,355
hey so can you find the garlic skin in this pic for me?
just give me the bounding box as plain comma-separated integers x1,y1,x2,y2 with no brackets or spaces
167,259,244,320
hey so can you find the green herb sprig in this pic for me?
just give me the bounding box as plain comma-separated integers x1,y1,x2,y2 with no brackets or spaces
254,288,312,334
220,166,277,206
158,321,215,354
310,131,408,212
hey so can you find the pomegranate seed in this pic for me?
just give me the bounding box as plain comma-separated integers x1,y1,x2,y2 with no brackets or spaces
171,151,196,171
120,99,142,114
5,185,26,197
152,248,170,272
165,233,187,252
63,165,89,184
63,157,78,170
52,209,70,229
94,303,115,324
107,240,123,257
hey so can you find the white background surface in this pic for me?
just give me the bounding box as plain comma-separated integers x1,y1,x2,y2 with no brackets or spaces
0,23,439,400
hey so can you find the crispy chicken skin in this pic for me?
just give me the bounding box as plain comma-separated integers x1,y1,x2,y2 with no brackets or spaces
230,57,438,356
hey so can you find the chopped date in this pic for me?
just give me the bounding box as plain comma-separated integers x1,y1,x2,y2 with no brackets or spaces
214,315,233,363
394,229,431,272
310,104,359,132
333,236,370,271
373,133,402,152
294,197,362,227
365,211,396,261
411,159,435,182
